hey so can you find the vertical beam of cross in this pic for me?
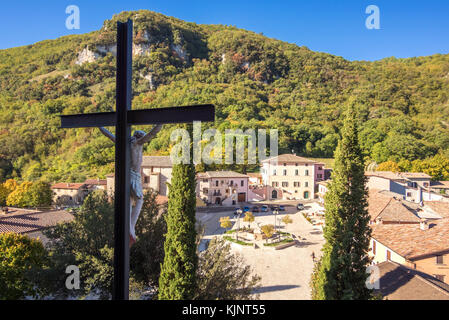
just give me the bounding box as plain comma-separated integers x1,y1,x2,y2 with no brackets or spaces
113,20,132,300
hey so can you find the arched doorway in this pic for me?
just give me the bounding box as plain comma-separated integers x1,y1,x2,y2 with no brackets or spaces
272,190,278,199
215,197,221,205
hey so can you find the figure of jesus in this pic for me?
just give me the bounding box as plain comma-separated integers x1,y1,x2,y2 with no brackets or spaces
99,125,162,246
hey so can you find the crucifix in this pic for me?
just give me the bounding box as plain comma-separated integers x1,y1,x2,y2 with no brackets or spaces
60,20,215,300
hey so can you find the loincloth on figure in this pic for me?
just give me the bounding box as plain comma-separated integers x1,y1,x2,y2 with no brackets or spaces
130,169,143,199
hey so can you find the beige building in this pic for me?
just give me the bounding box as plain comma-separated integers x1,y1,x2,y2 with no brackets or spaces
261,154,325,200
370,218,449,284
196,171,249,206
106,156,173,197
51,183,89,205
365,171,437,203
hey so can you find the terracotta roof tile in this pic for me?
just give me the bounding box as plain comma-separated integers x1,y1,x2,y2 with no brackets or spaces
261,154,319,164
376,261,449,300
424,201,449,218
51,183,86,190
141,156,173,167
0,210,74,234
84,179,107,186
372,219,449,259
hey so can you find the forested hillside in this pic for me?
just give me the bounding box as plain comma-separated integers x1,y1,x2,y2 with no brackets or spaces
0,10,448,182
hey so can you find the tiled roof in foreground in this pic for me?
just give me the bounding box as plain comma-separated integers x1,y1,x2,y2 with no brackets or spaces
0,210,74,234
376,261,449,300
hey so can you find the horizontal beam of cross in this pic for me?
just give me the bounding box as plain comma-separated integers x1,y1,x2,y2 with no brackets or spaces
60,104,215,128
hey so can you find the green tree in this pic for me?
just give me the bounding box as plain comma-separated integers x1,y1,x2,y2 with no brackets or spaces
376,160,400,172
281,215,293,226
260,224,274,243
130,190,168,287
158,161,198,300
194,238,261,299
28,181,53,207
243,211,255,228
6,181,33,207
41,190,115,299
0,233,47,299
311,106,372,300
219,216,232,231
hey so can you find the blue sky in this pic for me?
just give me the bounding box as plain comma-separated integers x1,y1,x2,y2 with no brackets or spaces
0,0,448,61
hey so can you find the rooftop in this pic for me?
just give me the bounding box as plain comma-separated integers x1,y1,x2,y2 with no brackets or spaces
430,181,449,189
51,182,86,190
366,171,431,181
0,210,74,234
261,154,321,164
423,201,449,219
84,179,107,186
141,155,173,167
368,190,421,223
372,218,449,260
375,261,449,300
199,171,249,178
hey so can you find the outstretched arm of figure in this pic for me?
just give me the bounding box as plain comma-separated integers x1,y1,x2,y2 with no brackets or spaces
137,125,163,145
99,127,116,143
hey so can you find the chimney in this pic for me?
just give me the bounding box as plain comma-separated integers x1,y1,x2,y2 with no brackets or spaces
420,219,429,231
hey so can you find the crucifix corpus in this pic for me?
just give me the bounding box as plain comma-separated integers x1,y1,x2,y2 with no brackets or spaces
60,20,215,300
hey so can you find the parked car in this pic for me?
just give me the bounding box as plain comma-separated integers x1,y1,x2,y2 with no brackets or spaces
296,203,305,210
243,206,250,212
252,206,259,213
279,205,286,211
261,205,269,212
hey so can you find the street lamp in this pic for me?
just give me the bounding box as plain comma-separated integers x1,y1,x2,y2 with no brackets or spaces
273,209,279,231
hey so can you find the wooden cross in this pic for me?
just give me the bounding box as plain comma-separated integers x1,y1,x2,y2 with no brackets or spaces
60,20,215,300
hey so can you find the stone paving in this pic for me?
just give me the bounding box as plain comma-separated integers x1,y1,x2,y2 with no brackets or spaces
196,201,325,300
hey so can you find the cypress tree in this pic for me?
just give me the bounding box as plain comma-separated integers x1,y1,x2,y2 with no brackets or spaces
158,132,198,299
311,105,372,300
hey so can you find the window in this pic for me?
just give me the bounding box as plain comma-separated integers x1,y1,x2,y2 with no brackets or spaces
295,163,298,166
317,174,322,179
406,192,412,197
436,255,444,265
318,166,323,170
303,191,309,199
294,182,300,187
283,169,287,176
241,180,244,187
295,169,299,176
305,182,309,187
272,182,278,187
144,176,149,183
215,181,219,187
386,250,391,261
305,170,309,176
273,170,277,176
282,182,288,187
435,275,445,282
372,241,376,255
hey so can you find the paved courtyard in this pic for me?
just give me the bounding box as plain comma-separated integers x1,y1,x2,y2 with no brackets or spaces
196,201,325,300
